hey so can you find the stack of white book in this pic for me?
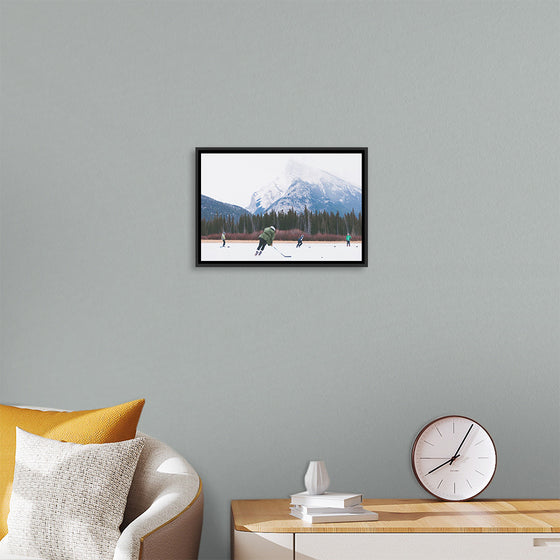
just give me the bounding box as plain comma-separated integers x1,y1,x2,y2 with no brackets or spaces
289,491,378,524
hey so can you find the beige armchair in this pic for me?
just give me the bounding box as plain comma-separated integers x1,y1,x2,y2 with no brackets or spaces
117,432,203,560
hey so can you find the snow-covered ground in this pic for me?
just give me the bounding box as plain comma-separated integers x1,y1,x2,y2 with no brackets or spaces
201,241,362,262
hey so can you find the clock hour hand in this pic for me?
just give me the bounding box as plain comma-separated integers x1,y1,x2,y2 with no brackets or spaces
426,455,460,475
449,424,473,464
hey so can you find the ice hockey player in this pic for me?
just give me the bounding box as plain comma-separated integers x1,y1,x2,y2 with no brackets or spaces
296,233,304,248
255,226,276,256
346,232,352,247
221,231,226,247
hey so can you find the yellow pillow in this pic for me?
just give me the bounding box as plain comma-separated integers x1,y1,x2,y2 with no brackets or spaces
0,398,145,538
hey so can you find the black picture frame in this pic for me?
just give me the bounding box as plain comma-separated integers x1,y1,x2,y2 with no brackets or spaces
196,147,368,267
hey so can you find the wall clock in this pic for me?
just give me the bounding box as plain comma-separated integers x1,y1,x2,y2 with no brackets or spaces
411,415,497,501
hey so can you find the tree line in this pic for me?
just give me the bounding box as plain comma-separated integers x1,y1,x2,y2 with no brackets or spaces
200,207,362,239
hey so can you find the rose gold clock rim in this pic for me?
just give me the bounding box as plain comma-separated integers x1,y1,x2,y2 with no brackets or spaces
411,415,498,502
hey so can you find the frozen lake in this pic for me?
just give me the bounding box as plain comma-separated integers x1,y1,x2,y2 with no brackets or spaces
201,241,362,262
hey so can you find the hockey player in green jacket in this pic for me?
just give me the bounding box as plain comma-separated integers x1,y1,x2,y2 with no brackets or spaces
255,226,276,256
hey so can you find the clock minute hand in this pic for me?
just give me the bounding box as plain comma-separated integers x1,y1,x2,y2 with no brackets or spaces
450,423,473,464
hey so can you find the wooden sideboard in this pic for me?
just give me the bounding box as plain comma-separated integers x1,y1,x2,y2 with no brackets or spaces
231,498,560,559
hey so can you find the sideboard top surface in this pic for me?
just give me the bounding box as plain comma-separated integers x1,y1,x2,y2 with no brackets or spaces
231,499,560,534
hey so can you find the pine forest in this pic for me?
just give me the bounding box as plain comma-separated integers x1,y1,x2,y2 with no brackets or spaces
200,208,363,241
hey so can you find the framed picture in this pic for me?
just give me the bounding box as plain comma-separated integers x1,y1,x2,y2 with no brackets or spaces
196,147,367,267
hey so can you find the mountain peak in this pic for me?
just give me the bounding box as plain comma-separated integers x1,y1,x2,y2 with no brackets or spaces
284,159,338,186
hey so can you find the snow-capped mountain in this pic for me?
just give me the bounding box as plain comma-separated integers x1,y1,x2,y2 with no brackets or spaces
246,182,285,214
246,160,362,216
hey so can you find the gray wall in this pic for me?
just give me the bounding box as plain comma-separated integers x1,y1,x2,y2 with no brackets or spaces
1,1,558,558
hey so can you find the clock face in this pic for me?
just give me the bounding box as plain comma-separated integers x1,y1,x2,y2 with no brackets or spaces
412,416,497,501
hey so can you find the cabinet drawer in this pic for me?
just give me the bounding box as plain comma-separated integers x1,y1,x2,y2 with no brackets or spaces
233,531,293,560
296,533,560,560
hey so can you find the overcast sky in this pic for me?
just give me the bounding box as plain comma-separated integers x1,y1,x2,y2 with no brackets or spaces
200,152,363,208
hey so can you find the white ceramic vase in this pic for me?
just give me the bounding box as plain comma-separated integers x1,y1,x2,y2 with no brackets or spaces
304,460,330,495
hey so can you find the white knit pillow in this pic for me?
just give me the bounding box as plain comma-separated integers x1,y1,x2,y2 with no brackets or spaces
3,428,144,560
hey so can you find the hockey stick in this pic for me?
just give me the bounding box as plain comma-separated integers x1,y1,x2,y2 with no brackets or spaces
272,245,292,258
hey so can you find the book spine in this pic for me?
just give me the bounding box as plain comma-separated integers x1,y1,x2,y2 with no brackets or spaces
290,497,362,508
289,507,378,524
292,505,365,514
